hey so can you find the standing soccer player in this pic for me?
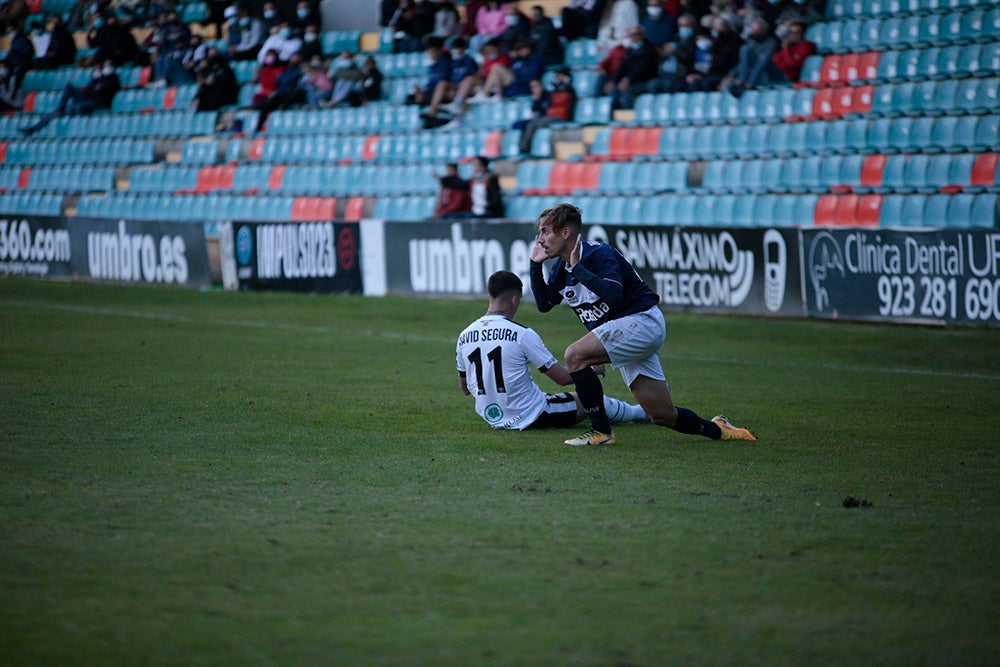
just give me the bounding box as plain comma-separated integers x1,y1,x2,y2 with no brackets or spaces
529,203,756,446
457,270,649,431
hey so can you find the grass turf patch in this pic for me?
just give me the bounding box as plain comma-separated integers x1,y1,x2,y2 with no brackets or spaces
1,278,998,666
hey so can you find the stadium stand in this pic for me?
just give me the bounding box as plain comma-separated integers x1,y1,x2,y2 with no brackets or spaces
0,1,996,228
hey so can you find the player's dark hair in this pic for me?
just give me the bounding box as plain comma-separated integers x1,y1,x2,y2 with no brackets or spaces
536,202,582,233
488,270,523,299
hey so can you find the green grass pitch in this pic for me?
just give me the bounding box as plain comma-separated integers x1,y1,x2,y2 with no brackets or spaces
1,277,998,666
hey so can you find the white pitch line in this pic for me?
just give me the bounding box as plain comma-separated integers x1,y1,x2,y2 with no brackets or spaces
6,300,1000,382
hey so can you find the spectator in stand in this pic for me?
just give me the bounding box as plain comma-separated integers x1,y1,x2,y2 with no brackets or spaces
469,155,504,218
257,21,302,64
0,62,23,111
407,35,451,106
251,47,285,106
390,0,428,53
768,0,824,30
722,15,787,96
147,10,190,60
424,36,478,119
514,67,576,154
645,10,695,92
411,0,437,40
771,20,815,82
502,38,544,97
528,5,563,67
710,12,744,80
469,0,508,56
292,1,318,32
254,51,303,124
430,1,462,43
459,0,484,38
359,56,383,104
328,50,363,107
34,15,77,69
260,1,284,34
87,12,141,66
500,3,530,51
380,0,400,27
0,0,28,34
432,162,471,218
21,59,121,135
4,22,35,86
29,18,50,59
301,55,332,108
642,0,677,47
298,23,322,61
560,0,605,42
229,4,265,61
672,26,716,91
193,49,238,111
597,0,640,54
439,37,510,115
592,37,627,96
151,34,197,87
602,24,658,109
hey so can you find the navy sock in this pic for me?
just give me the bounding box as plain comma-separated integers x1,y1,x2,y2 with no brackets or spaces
672,407,722,439
571,367,612,434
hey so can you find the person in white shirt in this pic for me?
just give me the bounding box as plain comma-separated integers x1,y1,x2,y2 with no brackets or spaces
256,21,302,64
457,270,649,431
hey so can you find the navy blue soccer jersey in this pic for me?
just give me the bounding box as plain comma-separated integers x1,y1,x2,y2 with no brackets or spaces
530,239,660,330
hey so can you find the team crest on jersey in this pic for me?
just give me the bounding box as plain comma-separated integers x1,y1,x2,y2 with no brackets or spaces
484,403,504,424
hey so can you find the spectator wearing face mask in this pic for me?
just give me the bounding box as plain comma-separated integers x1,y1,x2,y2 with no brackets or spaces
430,1,462,42
642,0,677,47
645,11,695,93
301,56,332,108
328,50,364,107
771,20,815,82
528,5,563,67
601,24,659,109
423,36,478,120
255,52,304,124
768,0,824,30
257,21,302,64
292,1,318,32
228,5,265,61
298,23,322,61
87,12,141,66
260,1,283,34
21,59,121,135
722,15,787,97
252,48,286,106
3,22,35,86
560,0,605,42
500,4,530,52
407,35,451,106
672,27,717,91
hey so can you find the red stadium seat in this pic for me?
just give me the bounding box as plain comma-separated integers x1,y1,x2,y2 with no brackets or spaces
344,196,366,221
290,197,337,221
861,154,886,190
268,165,285,191
857,194,882,226
483,130,502,158
971,153,998,189
362,135,380,161
858,51,880,81
814,194,839,225
833,194,860,225
819,55,843,87
163,87,178,110
249,138,266,160
0,141,7,163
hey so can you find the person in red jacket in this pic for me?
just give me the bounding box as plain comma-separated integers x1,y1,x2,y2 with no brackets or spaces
514,67,576,154
771,21,816,83
433,163,472,218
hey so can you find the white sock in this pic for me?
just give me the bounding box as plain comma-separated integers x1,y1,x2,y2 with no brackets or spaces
604,397,647,423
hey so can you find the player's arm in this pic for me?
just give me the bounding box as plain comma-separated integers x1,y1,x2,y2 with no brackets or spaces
529,236,565,312
458,371,471,395
569,239,625,304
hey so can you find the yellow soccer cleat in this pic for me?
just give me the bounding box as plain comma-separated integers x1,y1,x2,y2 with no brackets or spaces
712,415,757,441
564,429,617,446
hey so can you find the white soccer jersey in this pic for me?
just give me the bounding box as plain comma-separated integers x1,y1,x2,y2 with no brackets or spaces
456,314,558,430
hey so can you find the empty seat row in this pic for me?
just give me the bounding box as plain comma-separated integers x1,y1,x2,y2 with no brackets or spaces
111,85,197,112
373,195,437,220
127,163,442,197
0,165,115,192
593,115,998,161
870,77,999,116
807,9,999,54
698,152,998,195
631,88,815,127
0,191,64,216
1,137,155,165
18,111,218,139
800,43,1000,87
21,64,149,92
825,0,997,21
505,192,998,228
75,193,333,222
265,104,420,134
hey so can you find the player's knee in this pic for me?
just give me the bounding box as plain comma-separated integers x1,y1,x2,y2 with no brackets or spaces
649,404,677,428
564,344,587,373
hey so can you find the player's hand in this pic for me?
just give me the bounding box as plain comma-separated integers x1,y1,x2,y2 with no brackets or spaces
530,234,548,263
568,233,582,268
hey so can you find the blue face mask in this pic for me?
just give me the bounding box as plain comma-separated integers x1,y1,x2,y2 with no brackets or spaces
297,9,308,18
93,18,104,28
678,26,693,39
